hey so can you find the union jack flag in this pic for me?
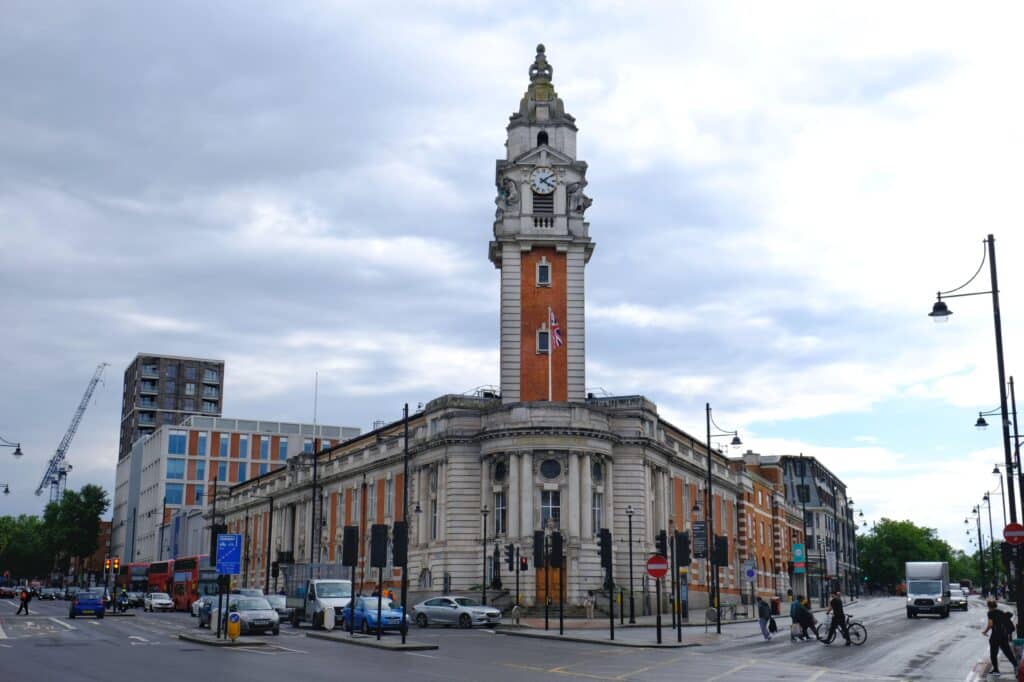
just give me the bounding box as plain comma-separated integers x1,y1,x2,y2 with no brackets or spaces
549,309,563,349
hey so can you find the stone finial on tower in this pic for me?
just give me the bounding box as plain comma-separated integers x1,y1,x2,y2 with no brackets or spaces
529,44,553,83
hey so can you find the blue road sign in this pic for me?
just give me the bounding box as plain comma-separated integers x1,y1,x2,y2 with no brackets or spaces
216,533,242,575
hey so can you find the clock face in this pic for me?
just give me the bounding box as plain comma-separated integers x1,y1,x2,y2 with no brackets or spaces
530,167,557,194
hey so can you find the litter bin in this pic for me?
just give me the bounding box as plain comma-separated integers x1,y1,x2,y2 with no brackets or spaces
771,597,781,615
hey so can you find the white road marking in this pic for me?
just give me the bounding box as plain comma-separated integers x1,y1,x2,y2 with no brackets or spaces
0,621,6,639
49,617,74,630
89,621,101,626
4,600,16,607
0,643,12,648
406,652,438,659
129,635,149,642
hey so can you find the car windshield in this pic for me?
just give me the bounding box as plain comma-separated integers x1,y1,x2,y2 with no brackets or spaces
234,588,263,597
236,598,271,611
360,597,394,610
150,593,170,600
908,581,943,594
266,595,286,608
79,591,101,599
453,598,480,607
316,582,351,598
950,588,964,596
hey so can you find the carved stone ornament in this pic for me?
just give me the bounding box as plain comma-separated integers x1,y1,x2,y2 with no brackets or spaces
566,180,592,215
495,176,520,219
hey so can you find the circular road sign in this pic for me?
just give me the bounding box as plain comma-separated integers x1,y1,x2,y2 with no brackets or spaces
646,554,669,579
1004,522,1024,545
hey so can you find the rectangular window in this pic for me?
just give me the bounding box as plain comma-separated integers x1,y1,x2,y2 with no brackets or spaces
303,438,313,454
536,259,551,287
386,479,393,517
260,438,269,461
202,400,217,413
164,484,184,505
494,491,506,535
194,485,204,505
368,483,376,523
430,500,439,540
238,463,247,481
259,463,268,476
203,369,219,383
278,438,288,461
182,398,194,411
218,461,227,482
537,329,550,354
541,490,561,528
165,364,177,378
185,383,196,396
166,459,185,480
238,436,249,459
219,434,230,458
197,432,207,456
168,431,187,455
184,367,197,381
164,380,176,394
592,492,603,535
195,461,206,481
161,396,176,410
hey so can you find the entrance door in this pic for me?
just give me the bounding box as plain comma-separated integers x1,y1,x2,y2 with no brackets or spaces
536,565,562,604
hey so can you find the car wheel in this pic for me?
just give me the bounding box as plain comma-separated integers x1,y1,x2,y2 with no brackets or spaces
273,627,280,636
360,619,370,634
69,611,75,619
97,613,104,620
416,613,428,628
459,613,472,629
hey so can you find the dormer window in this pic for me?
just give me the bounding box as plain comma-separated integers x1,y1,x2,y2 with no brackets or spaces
536,257,551,287
537,131,549,146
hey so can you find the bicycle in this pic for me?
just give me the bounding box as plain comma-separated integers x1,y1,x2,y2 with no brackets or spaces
819,613,867,645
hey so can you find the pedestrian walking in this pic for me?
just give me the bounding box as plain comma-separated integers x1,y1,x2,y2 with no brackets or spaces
584,592,594,619
15,587,30,615
826,589,850,646
756,596,771,640
792,595,818,640
982,598,1018,675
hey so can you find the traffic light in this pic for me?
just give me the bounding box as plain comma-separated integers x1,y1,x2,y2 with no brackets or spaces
370,524,388,568
112,557,119,572
598,528,613,572
520,556,528,572
550,532,563,568
104,557,111,571
393,521,408,566
712,535,728,567
656,530,668,557
271,561,280,579
676,531,691,566
533,530,545,569
342,526,359,567
506,543,515,571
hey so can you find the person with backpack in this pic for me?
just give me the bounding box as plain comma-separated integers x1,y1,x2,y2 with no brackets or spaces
15,587,30,615
982,598,1018,675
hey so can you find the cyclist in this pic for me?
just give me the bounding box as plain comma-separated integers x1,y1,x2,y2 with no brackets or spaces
826,589,851,646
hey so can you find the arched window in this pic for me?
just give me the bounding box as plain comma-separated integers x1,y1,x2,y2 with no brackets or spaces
537,130,549,146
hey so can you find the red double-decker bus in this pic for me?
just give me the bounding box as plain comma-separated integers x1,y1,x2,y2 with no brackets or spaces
170,555,217,612
116,562,150,593
147,560,174,595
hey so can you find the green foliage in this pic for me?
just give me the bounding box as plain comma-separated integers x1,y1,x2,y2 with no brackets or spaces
857,518,958,588
0,484,110,582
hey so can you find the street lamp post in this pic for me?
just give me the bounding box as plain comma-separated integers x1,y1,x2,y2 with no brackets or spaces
705,403,741,635
481,506,489,606
993,465,1009,529
967,507,987,594
983,493,999,593
626,504,635,624
0,436,23,459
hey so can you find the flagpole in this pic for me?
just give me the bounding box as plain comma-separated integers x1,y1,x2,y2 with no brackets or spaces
547,305,553,402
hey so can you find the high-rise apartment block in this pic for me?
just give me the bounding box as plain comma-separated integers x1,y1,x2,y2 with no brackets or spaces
118,354,226,461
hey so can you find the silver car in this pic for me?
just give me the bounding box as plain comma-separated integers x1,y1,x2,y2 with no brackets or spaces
144,592,174,612
412,595,501,628
200,595,280,635
948,587,968,611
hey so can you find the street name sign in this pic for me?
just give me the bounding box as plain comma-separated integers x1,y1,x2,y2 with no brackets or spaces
216,533,242,575
1004,523,1024,545
646,554,669,579
692,521,707,558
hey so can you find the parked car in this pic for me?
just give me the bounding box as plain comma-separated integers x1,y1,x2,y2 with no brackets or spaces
68,589,106,619
343,596,408,634
144,592,175,612
231,588,264,597
0,586,15,599
127,591,145,608
38,588,61,600
948,587,969,611
192,595,217,617
411,595,501,628
200,595,279,635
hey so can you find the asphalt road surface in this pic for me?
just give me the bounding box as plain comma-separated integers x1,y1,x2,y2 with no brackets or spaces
0,595,1003,681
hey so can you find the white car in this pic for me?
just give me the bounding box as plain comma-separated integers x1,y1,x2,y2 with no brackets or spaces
144,592,175,612
411,595,501,628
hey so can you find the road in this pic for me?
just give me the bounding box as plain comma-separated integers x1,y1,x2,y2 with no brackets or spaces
0,595,1003,681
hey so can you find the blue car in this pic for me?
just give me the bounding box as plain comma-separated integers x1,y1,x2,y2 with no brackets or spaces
69,589,106,619
342,596,407,634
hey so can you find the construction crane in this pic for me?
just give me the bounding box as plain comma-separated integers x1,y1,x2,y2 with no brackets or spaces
36,362,109,502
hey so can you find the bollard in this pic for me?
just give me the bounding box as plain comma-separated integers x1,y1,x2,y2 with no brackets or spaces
226,610,241,641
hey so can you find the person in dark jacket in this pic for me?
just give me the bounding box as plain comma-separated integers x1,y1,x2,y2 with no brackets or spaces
790,595,817,640
756,596,772,640
826,589,850,646
15,587,30,615
982,598,1018,675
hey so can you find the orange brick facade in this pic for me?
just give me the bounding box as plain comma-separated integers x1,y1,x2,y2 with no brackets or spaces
519,247,567,401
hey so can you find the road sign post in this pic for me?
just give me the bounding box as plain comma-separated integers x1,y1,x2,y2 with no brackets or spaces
647,554,667,643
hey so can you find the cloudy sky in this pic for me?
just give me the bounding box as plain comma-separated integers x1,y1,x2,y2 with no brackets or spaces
2,1,1023,552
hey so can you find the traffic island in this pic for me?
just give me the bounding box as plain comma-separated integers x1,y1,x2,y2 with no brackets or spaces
497,628,703,649
104,611,136,617
305,630,439,651
177,632,268,647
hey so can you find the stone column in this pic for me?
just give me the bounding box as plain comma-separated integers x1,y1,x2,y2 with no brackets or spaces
417,468,428,544
604,459,614,538
438,461,447,541
581,453,593,538
508,454,520,539
520,452,533,535
568,453,580,538
481,457,491,525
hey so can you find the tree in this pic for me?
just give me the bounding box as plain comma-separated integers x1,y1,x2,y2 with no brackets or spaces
43,484,110,573
857,518,956,589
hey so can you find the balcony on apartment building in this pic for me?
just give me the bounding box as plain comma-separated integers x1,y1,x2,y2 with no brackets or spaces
201,386,219,399
140,381,159,394
141,365,160,379
202,369,220,384
138,397,158,409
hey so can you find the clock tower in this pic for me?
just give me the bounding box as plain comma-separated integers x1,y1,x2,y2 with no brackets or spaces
489,45,594,403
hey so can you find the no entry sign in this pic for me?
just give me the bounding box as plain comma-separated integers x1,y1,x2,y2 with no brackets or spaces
646,554,669,579
1004,523,1024,545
